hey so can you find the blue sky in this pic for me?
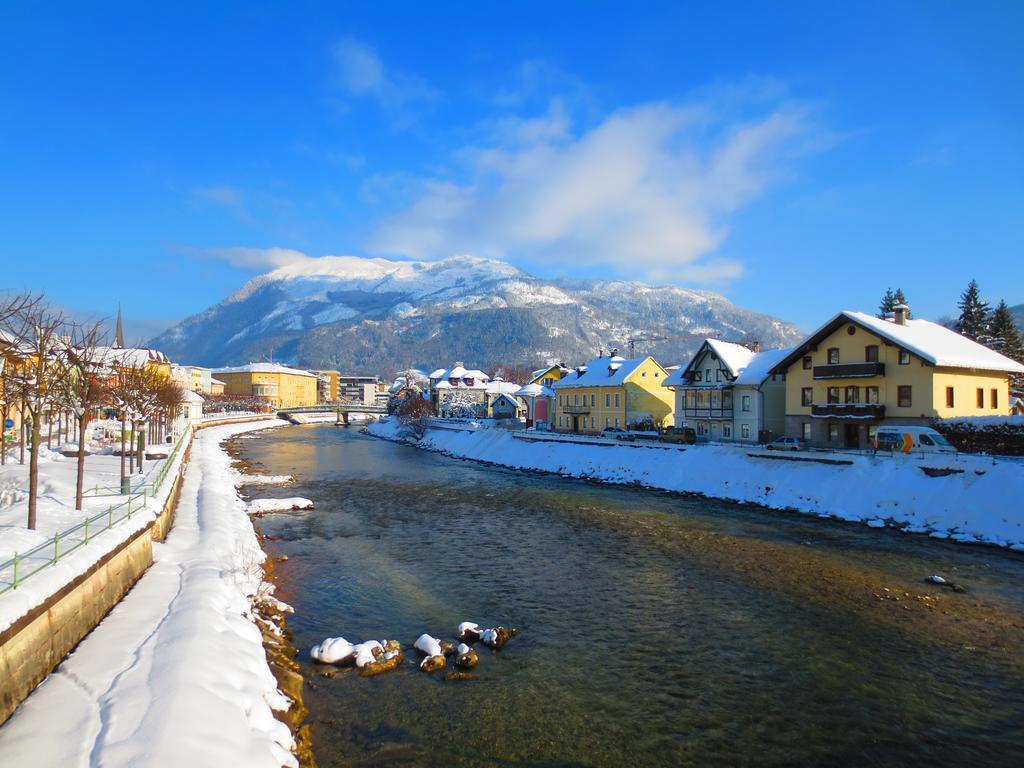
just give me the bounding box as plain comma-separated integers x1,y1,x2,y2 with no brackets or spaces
1,1,1021,337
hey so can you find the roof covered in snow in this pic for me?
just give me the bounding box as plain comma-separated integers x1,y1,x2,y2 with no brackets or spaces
515,383,555,398
486,379,522,396
772,311,1024,374
552,355,660,389
181,389,205,402
95,346,172,367
428,363,491,388
733,347,795,385
213,362,317,377
664,340,761,387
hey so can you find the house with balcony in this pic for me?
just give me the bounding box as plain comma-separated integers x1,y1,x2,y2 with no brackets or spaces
663,340,792,442
551,353,673,435
514,364,570,427
771,304,1024,449
427,362,491,416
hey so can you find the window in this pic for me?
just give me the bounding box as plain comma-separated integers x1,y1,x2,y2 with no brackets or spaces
705,368,712,382
946,387,954,408
615,417,620,428
919,435,935,446
899,350,911,365
605,393,610,407
694,371,702,382
898,385,912,408
827,387,840,404
742,395,751,412
590,394,595,406
723,424,732,438
802,423,812,441
829,424,839,442
845,386,860,404
865,345,879,362
641,371,647,377
722,391,733,410
991,389,999,409
977,388,984,408
590,416,595,428
827,348,840,365
802,356,812,370
717,369,723,382
543,377,554,387
866,386,879,404
741,423,750,439
801,387,813,406
655,371,660,377
574,394,579,406
615,393,621,407
605,417,610,427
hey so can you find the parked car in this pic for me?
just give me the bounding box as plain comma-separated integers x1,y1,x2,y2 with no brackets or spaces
766,436,804,451
661,427,697,445
873,426,956,454
600,427,634,442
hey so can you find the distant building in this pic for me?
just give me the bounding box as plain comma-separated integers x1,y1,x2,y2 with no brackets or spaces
771,304,1024,448
336,374,381,404
209,378,226,396
552,353,674,434
663,340,792,443
171,364,213,393
309,370,341,403
427,363,491,416
212,363,318,409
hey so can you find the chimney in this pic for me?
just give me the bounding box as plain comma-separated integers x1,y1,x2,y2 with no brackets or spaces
748,340,761,353
610,347,619,358
893,304,909,326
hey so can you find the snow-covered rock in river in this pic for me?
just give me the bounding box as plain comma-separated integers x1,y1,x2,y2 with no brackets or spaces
246,497,314,514
310,637,356,664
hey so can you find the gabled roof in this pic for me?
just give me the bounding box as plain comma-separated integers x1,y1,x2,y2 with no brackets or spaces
95,346,171,367
515,382,555,398
552,355,662,389
734,347,795,385
490,393,520,409
663,340,753,387
772,311,1024,374
530,363,570,384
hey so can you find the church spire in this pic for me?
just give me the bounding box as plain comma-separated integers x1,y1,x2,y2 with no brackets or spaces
115,303,125,348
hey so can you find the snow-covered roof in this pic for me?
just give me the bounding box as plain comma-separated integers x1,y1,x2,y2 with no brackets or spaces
181,390,205,402
773,311,1024,374
663,340,750,387
428,368,447,379
210,378,226,385
96,346,171,367
486,380,522,396
490,393,520,409
734,347,795,385
515,383,555,397
434,381,453,389
552,355,659,389
213,363,318,378
429,362,491,388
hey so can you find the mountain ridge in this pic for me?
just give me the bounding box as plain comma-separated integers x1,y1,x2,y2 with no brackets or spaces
150,254,805,375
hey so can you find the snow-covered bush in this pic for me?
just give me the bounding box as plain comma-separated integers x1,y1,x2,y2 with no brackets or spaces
933,416,1024,456
440,390,484,419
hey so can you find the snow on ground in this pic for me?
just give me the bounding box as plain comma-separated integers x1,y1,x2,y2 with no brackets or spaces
368,418,1024,551
0,437,189,634
246,497,314,514
0,419,296,768
235,473,294,486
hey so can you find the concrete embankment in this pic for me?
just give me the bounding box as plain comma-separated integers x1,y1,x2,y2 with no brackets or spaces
368,419,1024,551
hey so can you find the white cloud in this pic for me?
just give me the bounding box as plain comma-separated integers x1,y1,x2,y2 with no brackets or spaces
365,96,818,283
190,185,249,219
193,247,313,271
332,37,437,115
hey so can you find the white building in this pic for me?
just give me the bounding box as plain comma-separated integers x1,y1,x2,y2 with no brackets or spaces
663,340,792,443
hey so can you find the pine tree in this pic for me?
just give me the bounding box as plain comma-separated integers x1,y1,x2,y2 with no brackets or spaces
955,279,991,343
990,300,1023,362
892,288,910,318
878,288,896,319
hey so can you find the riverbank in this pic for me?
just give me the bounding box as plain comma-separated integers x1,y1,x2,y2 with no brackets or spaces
367,418,1024,551
0,420,305,767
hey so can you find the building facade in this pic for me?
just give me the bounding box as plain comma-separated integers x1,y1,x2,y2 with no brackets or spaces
212,363,318,409
772,306,1024,449
663,340,790,443
552,354,674,435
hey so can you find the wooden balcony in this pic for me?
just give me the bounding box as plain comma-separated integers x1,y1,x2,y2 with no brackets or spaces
683,408,733,419
811,403,886,419
812,362,885,379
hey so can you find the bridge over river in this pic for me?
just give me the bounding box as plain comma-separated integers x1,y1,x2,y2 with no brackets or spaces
278,402,388,424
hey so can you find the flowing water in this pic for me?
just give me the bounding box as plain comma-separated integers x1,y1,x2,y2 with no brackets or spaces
232,424,1024,767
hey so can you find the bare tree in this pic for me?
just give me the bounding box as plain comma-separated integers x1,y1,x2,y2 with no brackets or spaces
107,360,166,489
55,322,110,510
3,302,69,529
155,376,186,443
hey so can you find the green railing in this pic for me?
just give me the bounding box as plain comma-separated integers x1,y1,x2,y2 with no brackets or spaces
83,428,191,498
0,428,192,595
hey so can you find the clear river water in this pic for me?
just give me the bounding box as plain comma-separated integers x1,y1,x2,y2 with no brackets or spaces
230,424,1024,768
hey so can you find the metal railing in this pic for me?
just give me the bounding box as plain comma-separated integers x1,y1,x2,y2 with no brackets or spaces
82,428,190,498
0,428,192,595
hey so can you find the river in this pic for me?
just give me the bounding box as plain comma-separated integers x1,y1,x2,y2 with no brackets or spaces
230,424,1024,767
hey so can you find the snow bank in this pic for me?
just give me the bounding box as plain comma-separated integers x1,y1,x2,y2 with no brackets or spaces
246,497,314,514
368,418,1024,551
0,419,298,767
235,474,294,486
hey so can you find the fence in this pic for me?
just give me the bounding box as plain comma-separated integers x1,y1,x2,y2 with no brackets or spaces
0,428,191,595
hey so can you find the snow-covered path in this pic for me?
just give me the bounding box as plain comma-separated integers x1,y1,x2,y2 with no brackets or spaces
0,420,296,768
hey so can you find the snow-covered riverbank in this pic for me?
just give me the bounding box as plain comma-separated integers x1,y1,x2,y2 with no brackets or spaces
0,419,300,767
368,419,1024,551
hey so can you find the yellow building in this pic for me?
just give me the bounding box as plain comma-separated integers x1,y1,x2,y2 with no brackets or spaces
310,369,341,403
772,306,1024,449
552,354,674,434
213,363,318,409
530,363,570,388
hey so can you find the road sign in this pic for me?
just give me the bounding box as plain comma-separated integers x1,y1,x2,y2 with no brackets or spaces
3,419,13,429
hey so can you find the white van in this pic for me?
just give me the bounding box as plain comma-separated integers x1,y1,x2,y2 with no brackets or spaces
873,426,956,454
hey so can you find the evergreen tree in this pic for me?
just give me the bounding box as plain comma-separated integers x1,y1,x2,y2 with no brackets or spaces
990,300,1024,362
878,288,896,319
955,279,991,342
878,288,910,319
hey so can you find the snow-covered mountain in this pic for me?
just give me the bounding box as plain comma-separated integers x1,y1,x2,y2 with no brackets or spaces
151,255,805,373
